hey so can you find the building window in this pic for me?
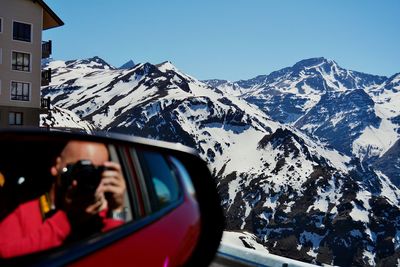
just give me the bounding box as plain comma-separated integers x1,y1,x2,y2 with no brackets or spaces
9,112,23,126
0,48,2,64
13,21,31,42
11,81,30,101
12,52,30,72
0,17,3,33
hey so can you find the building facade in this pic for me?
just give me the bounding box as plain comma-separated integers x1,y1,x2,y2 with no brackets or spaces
0,0,63,128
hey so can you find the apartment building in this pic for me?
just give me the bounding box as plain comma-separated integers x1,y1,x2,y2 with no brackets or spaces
0,0,63,128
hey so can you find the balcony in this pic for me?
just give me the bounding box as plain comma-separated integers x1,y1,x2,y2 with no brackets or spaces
41,68,52,86
41,97,51,109
42,40,52,59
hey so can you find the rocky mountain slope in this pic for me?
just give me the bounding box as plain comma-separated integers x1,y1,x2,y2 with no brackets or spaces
205,58,400,186
41,57,400,266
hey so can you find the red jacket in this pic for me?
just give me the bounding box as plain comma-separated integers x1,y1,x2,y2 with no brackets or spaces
0,199,123,258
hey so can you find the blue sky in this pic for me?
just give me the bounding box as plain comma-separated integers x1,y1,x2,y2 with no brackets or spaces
44,0,400,81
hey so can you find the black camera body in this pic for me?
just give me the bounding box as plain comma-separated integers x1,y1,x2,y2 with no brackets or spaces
61,160,104,195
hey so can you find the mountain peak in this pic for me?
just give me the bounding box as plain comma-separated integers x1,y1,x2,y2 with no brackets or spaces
156,61,179,73
292,57,335,69
91,56,103,61
119,59,136,69
388,72,400,83
65,56,115,70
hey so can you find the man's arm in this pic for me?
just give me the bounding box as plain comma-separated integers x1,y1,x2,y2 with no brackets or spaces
0,203,71,259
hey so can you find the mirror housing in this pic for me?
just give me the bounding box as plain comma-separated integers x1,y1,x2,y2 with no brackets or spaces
0,129,224,266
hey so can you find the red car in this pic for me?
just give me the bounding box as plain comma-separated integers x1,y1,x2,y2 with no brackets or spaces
0,130,224,266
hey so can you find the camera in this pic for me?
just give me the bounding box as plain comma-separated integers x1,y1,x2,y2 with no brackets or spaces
61,160,104,195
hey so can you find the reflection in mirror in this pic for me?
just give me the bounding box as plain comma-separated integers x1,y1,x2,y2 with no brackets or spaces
0,139,129,258
0,132,222,267
136,150,182,212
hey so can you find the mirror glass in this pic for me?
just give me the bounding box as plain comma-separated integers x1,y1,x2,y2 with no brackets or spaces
0,135,201,264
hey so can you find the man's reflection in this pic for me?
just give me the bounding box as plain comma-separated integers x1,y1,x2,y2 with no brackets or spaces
0,141,126,258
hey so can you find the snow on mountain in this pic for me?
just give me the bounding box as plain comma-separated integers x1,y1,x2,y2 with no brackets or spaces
240,57,386,93
221,231,269,252
206,58,386,125
156,61,181,74
295,89,382,156
373,139,400,187
64,56,115,70
43,57,111,70
203,79,246,96
352,118,399,162
368,73,400,130
40,106,96,133
218,126,400,266
350,73,400,163
207,58,399,168
41,57,400,266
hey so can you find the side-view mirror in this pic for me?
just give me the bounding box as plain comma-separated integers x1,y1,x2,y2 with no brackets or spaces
0,130,224,267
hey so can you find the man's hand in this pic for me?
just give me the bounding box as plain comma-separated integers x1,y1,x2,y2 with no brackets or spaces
98,161,126,212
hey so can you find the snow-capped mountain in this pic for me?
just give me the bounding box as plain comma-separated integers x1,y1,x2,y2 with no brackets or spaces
294,89,381,157
373,139,400,187
205,58,400,184
367,72,400,187
206,58,386,123
205,79,246,96
41,57,400,266
40,106,97,133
